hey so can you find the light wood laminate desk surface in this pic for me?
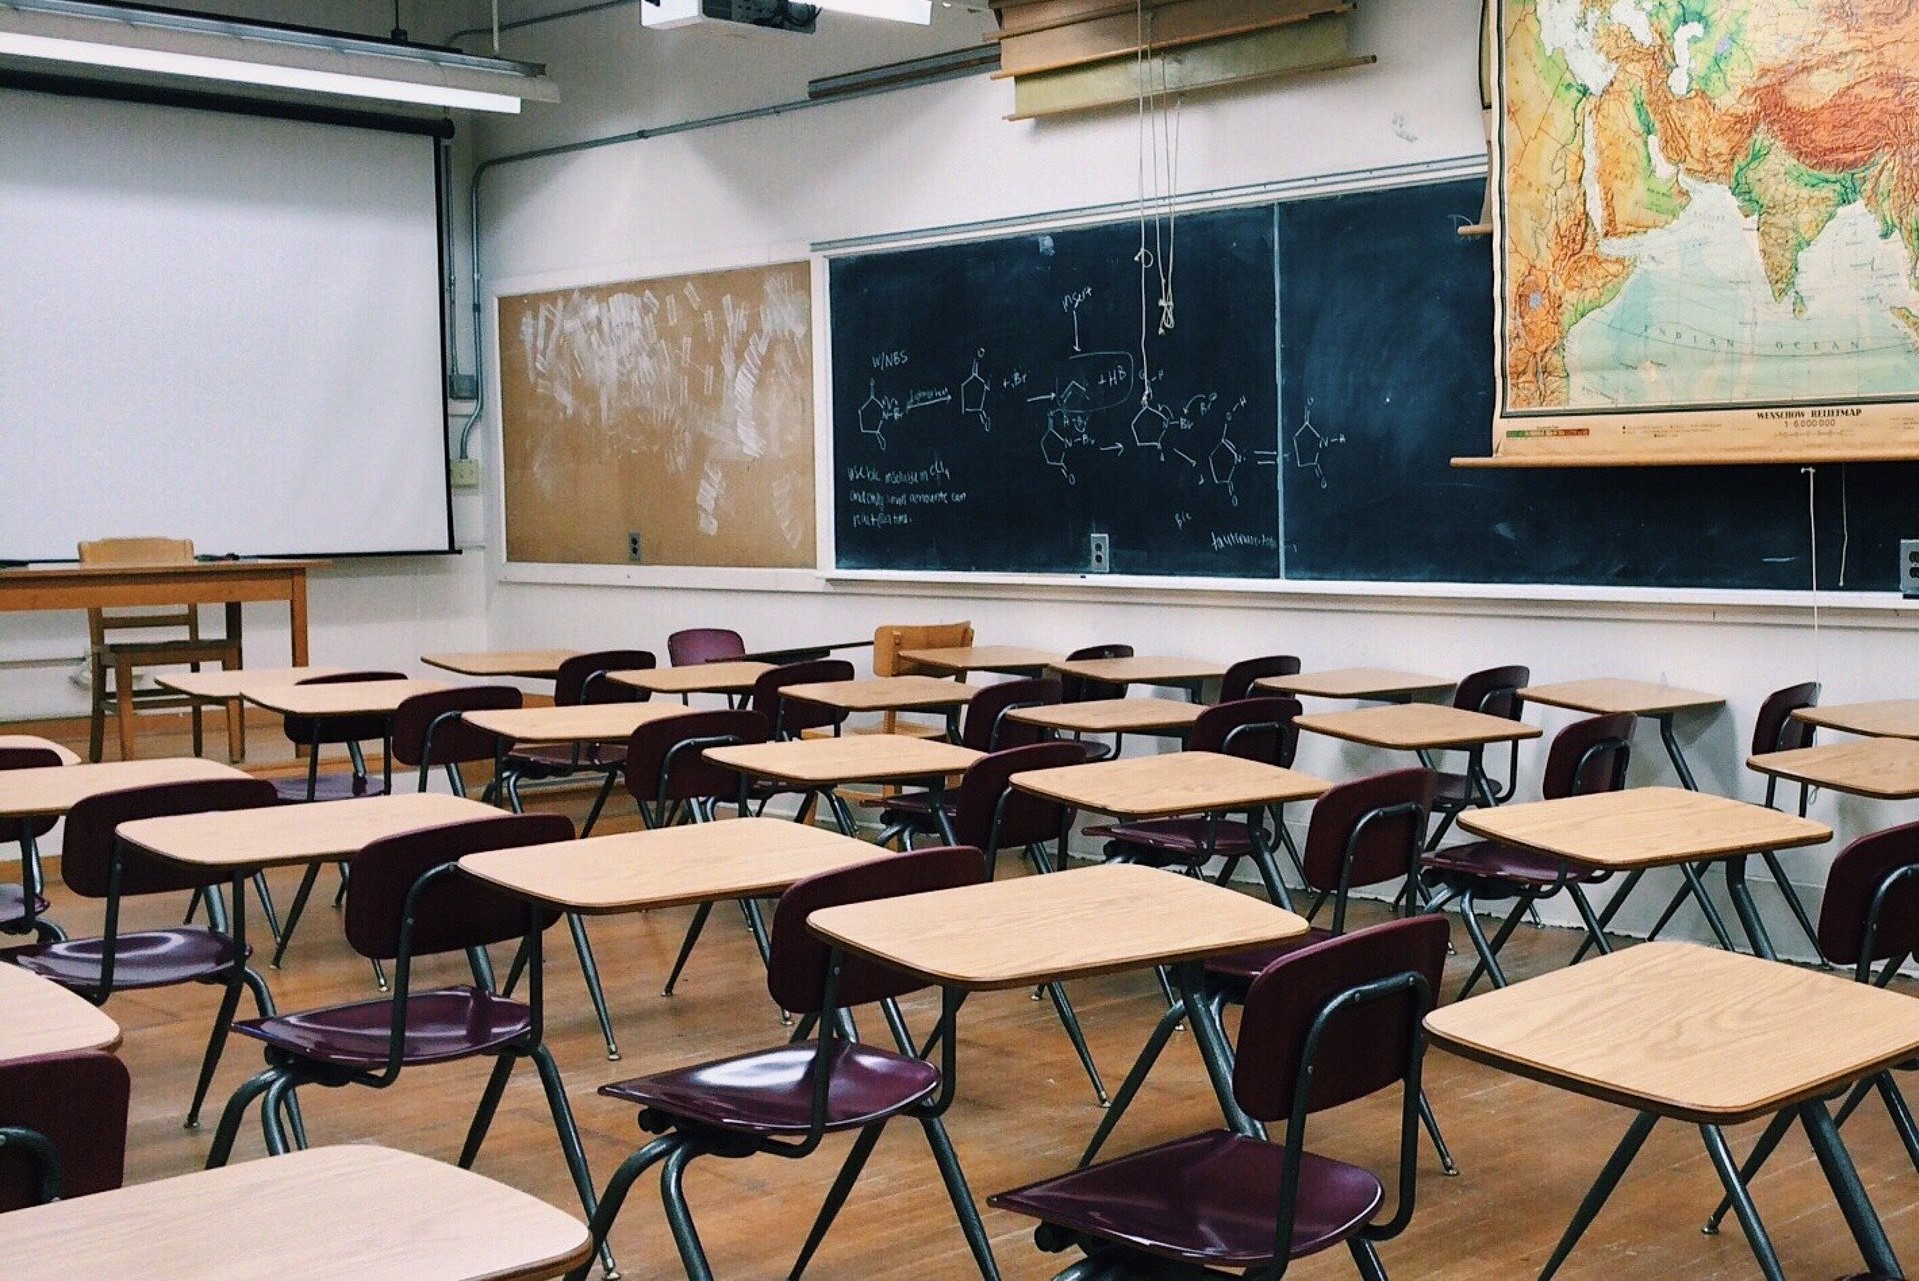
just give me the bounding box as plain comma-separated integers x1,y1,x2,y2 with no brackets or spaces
1425,941,1919,1124
421,650,580,678
1796,699,1919,741
118,793,503,872
1048,656,1226,688
458,817,888,914
463,701,696,747
1005,697,1203,735
1457,786,1830,871
154,666,348,701
1749,737,1919,800
0,735,79,765
780,675,978,713
808,862,1309,990
705,735,983,786
1518,678,1725,716
0,1144,592,1280
0,757,248,818
898,645,1065,675
607,661,772,695
1294,703,1543,751
0,962,121,1062
1255,667,1453,700
1010,750,1329,818
242,679,448,718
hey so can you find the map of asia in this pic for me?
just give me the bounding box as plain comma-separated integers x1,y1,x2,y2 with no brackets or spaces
1493,0,1919,461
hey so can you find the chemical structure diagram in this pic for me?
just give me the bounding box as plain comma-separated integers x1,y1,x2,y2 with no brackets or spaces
856,379,952,451
1288,398,1346,489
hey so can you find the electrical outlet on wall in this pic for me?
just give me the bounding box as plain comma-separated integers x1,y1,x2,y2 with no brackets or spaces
1089,532,1110,573
628,531,643,563
1902,539,1919,597
448,457,480,489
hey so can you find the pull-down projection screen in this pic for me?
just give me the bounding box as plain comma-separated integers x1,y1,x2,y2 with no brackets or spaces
0,85,452,559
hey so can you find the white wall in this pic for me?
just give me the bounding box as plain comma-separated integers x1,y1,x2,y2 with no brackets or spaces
446,0,1919,959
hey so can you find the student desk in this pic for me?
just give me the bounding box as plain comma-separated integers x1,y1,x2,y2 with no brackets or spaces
1795,699,1919,741
1005,697,1203,738
808,862,1310,1144
737,638,874,664
1295,703,1542,809
780,675,978,739
463,702,696,751
1048,655,1225,700
421,650,579,679
1255,667,1453,702
0,557,323,662
242,678,449,795
118,792,500,876
1749,737,1919,800
0,735,79,765
1518,678,1725,790
704,736,984,841
1010,751,1329,906
154,668,349,761
0,962,121,1063
0,1144,592,1280
1458,786,1831,960
606,660,772,700
898,645,1065,676
1424,943,1918,1281
458,817,886,976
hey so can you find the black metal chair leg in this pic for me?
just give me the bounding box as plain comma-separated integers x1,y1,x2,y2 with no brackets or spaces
1538,1111,1659,1281
461,1055,518,1168
1876,1071,1919,1172
260,1076,298,1156
662,902,713,996
1043,981,1108,1105
567,911,620,1060
1760,849,1824,957
1704,1105,1799,1234
1701,1123,1788,1281
1081,998,1187,1167
581,769,620,838
660,1142,715,1281
789,1121,889,1280
186,978,247,1129
1349,1237,1390,1281
1455,892,1528,997
251,872,282,943
564,1138,679,1281
532,1043,618,1279
1418,1089,1459,1176
918,1112,1000,1280
271,862,322,967
205,1068,280,1168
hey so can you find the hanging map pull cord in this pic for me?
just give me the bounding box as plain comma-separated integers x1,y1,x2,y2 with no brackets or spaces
1134,0,1181,423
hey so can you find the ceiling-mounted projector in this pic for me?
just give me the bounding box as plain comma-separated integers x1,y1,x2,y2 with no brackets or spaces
642,0,818,34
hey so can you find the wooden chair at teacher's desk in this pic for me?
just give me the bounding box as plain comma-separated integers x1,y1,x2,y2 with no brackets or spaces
78,537,243,764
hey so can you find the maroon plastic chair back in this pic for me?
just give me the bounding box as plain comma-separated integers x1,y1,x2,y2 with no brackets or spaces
1753,681,1821,755
1453,665,1530,720
280,670,408,747
1540,713,1635,801
622,709,771,806
1234,914,1449,1122
751,659,855,738
390,685,523,768
555,650,655,706
769,845,985,1015
0,1050,129,1210
668,628,746,667
1061,644,1133,703
0,746,63,845
1220,654,1302,703
1817,820,1919,968
347,813,570,961
1300,768,1435,895
1191,696,1301,769
960,677,1062,752
950,740,1094,852
61,777,281,899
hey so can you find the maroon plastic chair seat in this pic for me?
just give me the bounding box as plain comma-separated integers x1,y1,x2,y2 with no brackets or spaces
668,628,746,667
1203,927,1335,990
994,1129,1383,1268
1422,838,1609,889
0,1050,130,1210
601,1040,939,1138
271,771,383,803
234,986,533,1067
13,928,249,990
0,883,49,928
1086,816,1259,861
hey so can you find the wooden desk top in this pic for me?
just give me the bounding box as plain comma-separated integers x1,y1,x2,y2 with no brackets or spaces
608,661,772,695
899,645,1065,674
0,735,78,765
0,1144,592,1280
0,757,249,818
1255,667,1454,700
154,667,348,701
1011,750,1330,819
1005,697,1203,735
1457,786,1831,871
1424,942,1919,1124
0,963,121,1061
1048,656,1225,687
1519,678,1724,716
420,650,579,678
809,862,1309,990
1795,699,1919,741
458,817,886,913
1749,737,1919,800
705,736,984,786
119,793,502,871
737,639,874,663
464,702,695,747
1295,703,1543,751
781,675,978,713
0,559,326,583
243,679,448,717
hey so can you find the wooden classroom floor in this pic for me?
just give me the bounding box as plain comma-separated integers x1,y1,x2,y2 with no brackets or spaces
14,714,1919,1279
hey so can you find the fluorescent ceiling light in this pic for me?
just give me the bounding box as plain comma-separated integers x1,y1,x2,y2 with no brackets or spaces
812,0,932,23
0,1,557,113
